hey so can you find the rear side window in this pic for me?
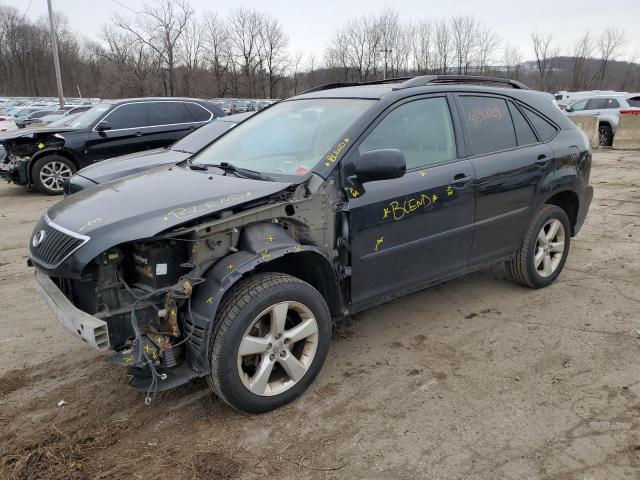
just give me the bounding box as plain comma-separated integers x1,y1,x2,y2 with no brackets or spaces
459,96,517,156
628,97,640,108
359,97,457,169
604,98,620,109
148,102,195,126
185,103,212,122
522,107,558,142
508,102,538,146
106,103,148,129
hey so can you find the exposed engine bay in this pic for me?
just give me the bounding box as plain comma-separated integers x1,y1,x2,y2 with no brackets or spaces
46,189,337,405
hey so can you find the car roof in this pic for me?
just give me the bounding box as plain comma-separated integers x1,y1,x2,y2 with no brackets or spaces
101,97,215,105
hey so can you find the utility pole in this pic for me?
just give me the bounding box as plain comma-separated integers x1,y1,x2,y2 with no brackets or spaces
47,0,64,109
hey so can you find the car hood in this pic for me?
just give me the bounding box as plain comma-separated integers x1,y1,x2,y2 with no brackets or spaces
42,165,292,273
0,126,79,142
76,148,189,184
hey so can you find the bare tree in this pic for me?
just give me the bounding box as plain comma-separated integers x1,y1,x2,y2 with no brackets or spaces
227,8,263,97
596,27,626,87
503,43,522,80
433,20,452,74
412,20,432,74
569,32,595,91
531,32,557,91
202,12,231,97
260,15,288,98
112,0,193,96
450,15,477,74
475,24,500,73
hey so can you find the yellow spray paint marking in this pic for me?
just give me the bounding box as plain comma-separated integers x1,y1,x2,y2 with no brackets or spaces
123,355,134,364
143,345,153,353
260,249,270,260
419,170,427,177
206,296,214,304
374,237,384,251
294,244,301,253
78,217,102,232
431,194,438,202
127,374,134,383
37,143,45,149
163,192,253,221
226,264,234,270
383,193,433,221
266,234,274,243
346,187,360,198
447,185,454,196
324,137,350,167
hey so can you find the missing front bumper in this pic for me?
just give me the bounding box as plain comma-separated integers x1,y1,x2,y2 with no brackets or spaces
34,270,110,350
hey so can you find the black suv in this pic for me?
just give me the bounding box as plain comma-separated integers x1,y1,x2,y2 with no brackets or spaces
29,76,593,413
0,98,223,194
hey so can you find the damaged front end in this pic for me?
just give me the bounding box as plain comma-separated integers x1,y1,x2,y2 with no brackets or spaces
0,131,66,186
30,171,336,404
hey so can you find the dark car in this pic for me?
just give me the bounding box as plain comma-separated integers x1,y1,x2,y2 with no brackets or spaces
29,75,592,413
0,98,223,194
65,112,254,194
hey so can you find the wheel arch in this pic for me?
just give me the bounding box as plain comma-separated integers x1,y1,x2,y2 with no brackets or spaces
28,149,79,183
543,189,580,236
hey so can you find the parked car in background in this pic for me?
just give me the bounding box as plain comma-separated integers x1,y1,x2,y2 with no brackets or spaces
565,93,640,145
16,108,58,128
0,97,223,194
30,75,593,413
553,90,622,110
32,106,93,126
0,110,18,133
65,112,254,194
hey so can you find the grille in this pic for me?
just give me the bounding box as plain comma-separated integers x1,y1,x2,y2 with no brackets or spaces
30,216,89,268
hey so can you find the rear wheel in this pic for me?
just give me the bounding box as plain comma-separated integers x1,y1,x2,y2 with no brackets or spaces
506,204,571,288
598,124,612,146
32,155,76,195
207,273,331,413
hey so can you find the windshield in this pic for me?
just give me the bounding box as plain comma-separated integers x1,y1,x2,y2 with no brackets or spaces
192,99,374,175
172,120,237,153
65,104,111,128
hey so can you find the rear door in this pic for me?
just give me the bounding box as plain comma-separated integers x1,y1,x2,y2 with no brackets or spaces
84,103,150,162
144,101,212,150
347,95,476,307
455,94,555,265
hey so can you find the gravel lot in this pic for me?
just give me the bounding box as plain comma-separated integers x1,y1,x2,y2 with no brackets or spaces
1,149,640,480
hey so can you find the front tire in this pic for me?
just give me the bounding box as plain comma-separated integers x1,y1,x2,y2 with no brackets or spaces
506,204,571,288
207,273,331,413
32,155,76,195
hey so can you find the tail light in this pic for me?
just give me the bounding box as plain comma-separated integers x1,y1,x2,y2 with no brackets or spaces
619,110,640,115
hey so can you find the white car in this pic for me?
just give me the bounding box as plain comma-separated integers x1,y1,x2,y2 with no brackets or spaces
565,93,640,145
554,90,623,110
0,111,18,133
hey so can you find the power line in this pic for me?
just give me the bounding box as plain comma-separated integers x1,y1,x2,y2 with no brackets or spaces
20,0,34,23
111,0,141,15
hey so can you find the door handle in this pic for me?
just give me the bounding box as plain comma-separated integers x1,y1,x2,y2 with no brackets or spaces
535,154,551,166
449,174,472,186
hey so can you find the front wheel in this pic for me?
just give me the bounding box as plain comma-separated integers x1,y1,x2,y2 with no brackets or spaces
32,155,76,195
506,204,571,288
207,273,331,413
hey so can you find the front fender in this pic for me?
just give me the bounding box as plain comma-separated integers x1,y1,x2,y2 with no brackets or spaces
185,222,330,373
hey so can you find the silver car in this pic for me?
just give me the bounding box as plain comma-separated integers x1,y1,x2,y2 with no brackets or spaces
565,94,640,145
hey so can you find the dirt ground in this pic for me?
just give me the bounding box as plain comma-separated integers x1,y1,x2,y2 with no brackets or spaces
1,149,640,480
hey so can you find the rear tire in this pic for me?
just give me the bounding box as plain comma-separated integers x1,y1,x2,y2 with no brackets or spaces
207,273,331,413
32,155,76,195
598,124,612,146
506,204,571,288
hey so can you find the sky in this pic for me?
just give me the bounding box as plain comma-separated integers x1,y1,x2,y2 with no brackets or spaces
6,0,640,63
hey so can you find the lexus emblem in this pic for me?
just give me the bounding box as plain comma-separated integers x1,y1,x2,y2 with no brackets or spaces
32,230,46,248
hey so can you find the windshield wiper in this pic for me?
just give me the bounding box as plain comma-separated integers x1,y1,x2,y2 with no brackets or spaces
210,162,273,181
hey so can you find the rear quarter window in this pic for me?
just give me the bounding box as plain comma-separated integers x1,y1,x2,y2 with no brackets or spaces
148,102,195,126
521,107,558,142
508,102,538,146
186,103,213,122
459,96,517,156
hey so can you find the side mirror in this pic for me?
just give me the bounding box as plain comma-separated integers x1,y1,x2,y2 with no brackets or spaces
564,106,573,112
355,149,406,183
95,120,111,131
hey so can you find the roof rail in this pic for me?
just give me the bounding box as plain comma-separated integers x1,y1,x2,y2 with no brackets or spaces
394,75,530,90
298,82,360,95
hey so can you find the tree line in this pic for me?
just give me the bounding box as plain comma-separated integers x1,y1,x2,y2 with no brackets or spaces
0,0,638,100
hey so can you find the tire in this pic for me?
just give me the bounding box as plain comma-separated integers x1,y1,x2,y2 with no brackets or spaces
598,124,612,146
32,155,76,195
506,204,571,288
207,273,331,413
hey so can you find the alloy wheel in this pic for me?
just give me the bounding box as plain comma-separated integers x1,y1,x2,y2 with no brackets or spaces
237,301,319,396
534,218,565,277
40,161,72,192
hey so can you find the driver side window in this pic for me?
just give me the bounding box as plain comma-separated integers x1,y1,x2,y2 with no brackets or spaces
359,97,457,170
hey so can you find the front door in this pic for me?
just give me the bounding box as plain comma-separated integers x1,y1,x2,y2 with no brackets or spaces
346,95,476,307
